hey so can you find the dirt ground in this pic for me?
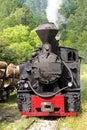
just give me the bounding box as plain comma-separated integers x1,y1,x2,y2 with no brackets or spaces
0,92,21,122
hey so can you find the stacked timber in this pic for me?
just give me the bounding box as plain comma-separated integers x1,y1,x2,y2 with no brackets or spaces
0,61,19,101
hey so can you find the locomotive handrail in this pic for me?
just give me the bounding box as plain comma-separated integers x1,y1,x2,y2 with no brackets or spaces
62,61,74,84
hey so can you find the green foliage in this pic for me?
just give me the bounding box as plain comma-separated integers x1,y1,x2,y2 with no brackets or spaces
0,25,29,43
1,8,27,28
0,0,48,64
8,42,34,64
77,31,87,62
60,39,72,48
59,0,87,62
0,0,37,31
60,0,78,18
23,0,47,24
0,40,9,61
77,31,87,50
29,29,41,48
60,29,77,48
0,0,47,31
0,25,41,64
0,0,20,18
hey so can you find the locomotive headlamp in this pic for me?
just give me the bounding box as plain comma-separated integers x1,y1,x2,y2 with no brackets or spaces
68,82,72,87
24,82,29,88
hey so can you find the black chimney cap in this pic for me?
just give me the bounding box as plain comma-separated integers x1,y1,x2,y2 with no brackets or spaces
36,23,59,43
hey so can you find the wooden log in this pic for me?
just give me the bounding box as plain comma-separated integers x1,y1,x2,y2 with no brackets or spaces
0,69,5,79
6,63,19,78
4,78,19,88
0,61,7,69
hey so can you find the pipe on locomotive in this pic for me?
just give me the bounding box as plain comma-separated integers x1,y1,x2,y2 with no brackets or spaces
62,60,73,86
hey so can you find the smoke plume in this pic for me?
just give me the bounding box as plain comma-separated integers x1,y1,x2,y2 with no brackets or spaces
46,0,63,26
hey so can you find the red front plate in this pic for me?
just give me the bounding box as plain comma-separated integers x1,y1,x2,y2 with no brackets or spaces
21,95,76,117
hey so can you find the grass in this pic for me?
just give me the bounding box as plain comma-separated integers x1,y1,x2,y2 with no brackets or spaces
57,64,87,130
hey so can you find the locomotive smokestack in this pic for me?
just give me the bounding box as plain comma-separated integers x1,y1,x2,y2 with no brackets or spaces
36,23,59,44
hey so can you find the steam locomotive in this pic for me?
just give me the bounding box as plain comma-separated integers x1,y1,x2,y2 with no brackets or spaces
16,23,81,116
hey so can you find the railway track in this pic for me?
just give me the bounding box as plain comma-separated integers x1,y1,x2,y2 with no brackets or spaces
24,118,60,130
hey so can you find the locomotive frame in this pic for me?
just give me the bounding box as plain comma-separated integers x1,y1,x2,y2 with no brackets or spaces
16,23,81,117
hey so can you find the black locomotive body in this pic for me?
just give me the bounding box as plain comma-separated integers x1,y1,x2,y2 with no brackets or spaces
17,23,81,116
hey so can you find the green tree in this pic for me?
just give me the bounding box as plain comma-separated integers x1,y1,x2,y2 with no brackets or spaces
0,0,37,31
0,0,20,18
0,25,30,43
60,0,78,18
60,1,87,46
0,25,42,64
8,42,34,64
29,29,41,48
0,40,9,61
23,0,47,24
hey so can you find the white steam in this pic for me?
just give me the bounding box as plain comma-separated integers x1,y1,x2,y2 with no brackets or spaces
46,0,63,26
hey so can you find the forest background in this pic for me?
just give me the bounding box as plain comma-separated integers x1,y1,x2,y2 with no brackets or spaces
0,0,87,64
